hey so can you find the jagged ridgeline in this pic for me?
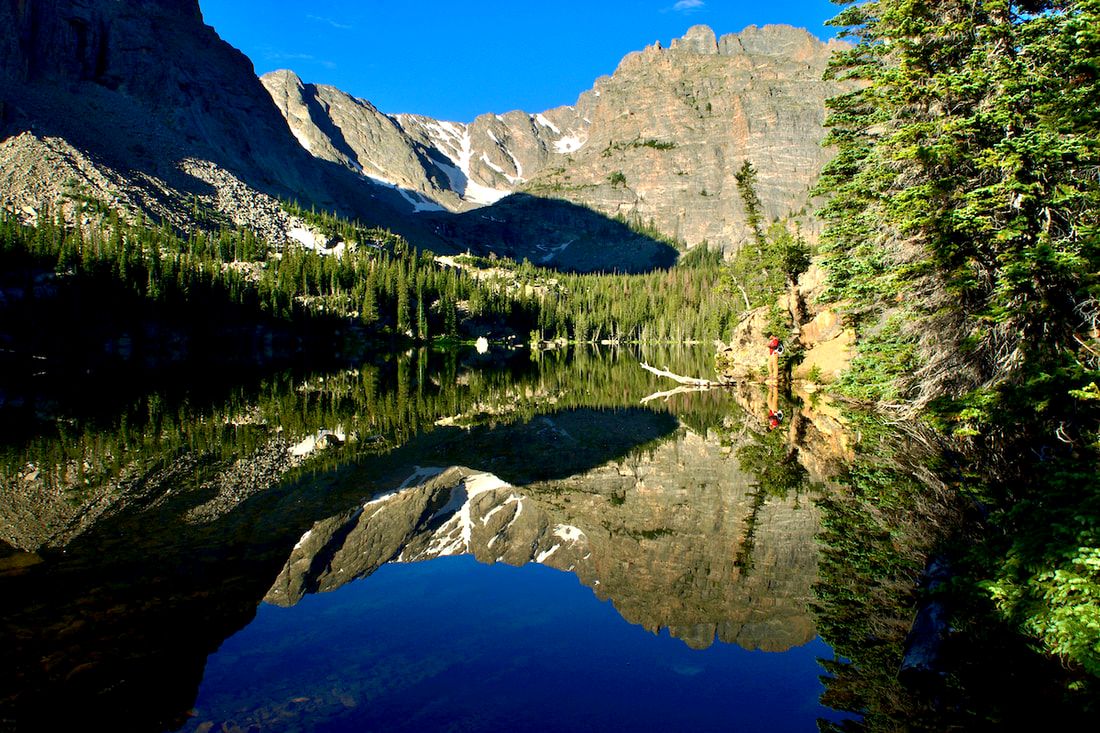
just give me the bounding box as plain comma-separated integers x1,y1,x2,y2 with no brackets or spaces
0,202,738,360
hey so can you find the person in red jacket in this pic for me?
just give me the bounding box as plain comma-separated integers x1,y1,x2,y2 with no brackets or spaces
766,335,782,383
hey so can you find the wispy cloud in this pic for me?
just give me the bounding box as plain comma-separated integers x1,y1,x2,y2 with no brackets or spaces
673,0,705,12
265,52,316,61
307,14,353,30
263,51,336,69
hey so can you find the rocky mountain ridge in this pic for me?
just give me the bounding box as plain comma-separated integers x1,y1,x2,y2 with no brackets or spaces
0,4,846,271
0,0,454,252
267,24,847,253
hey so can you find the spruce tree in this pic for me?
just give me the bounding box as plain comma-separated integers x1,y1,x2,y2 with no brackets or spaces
817,0,1100,683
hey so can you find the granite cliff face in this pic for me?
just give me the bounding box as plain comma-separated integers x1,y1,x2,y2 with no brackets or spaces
0,0,448,249
261,70,583,214
269,24,846,253
0,0,312,192
261,70,466,213
531,25,845,251
268,423,821,653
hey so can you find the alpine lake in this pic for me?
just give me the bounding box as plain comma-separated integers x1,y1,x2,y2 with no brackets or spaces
2,344,874,731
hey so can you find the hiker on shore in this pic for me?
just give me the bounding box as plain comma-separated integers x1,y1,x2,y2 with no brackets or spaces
767,335,782,384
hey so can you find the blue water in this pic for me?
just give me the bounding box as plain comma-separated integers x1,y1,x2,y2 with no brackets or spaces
187,556,850,732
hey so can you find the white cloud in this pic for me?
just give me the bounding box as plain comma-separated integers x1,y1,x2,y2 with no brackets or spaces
673,0,705,11
307,14,353,30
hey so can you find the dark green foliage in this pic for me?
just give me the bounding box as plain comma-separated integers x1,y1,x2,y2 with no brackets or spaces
816,0,1100,691
722,160,813,321
1,198,738,364
738,431,814,501
734,160,766,251
733,412,818,574
537,244,736,344
601,138,677,157
813,460,933,731
722,218,812,317
833,315,919,403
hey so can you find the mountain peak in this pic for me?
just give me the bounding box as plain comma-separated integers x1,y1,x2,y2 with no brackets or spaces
261,22,846,256
264,69,303,85
663,24,829,59
721,24,832,59
669,24,719,54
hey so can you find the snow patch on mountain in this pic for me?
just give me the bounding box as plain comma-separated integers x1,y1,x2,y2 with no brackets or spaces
422,471,518,557
554,524,586,543
534,113,561,134
365,174,446,213
536,544,561,563
554,135,585,154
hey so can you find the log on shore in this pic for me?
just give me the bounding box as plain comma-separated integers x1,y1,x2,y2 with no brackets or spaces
639,362,726,387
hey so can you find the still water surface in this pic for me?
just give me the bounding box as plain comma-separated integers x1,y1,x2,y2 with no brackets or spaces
193,559,837,732
1,346,854,731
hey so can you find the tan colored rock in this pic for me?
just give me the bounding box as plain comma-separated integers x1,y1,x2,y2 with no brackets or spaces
266,24,849,253
527,25,847,252
794,325,855,383
716,260,856,386
715,307,774,382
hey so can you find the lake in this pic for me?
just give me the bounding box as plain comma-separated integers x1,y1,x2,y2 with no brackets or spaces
1,345,858,731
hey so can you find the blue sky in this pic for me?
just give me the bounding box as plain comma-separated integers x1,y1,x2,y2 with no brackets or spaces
199,1,842,122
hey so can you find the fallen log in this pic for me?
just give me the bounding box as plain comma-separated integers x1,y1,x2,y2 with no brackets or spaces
639,362,726,387
640,385,712,404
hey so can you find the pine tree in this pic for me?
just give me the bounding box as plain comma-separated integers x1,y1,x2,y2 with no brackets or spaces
734,160,766,252
396,276,411,334
416,287,428,341
816,0,1100,682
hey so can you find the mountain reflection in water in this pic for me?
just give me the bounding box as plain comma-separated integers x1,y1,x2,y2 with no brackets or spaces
0,346,847,731
268,432,819,654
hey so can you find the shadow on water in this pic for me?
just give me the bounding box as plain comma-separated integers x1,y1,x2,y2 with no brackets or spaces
0,344,738,731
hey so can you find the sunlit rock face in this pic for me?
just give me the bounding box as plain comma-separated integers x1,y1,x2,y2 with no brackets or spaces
268,424,821,653
266,24,847,253
525,24,846,253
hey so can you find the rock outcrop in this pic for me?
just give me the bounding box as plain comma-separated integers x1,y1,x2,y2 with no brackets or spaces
0,0,315,194
261,70,467,212
525,25,846,252
716,263,855,384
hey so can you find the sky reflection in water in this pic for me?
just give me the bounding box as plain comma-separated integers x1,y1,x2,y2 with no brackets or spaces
188,556,848,732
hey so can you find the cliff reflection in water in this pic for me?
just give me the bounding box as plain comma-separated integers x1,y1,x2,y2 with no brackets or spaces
269,417,822,653
0,345,834,731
